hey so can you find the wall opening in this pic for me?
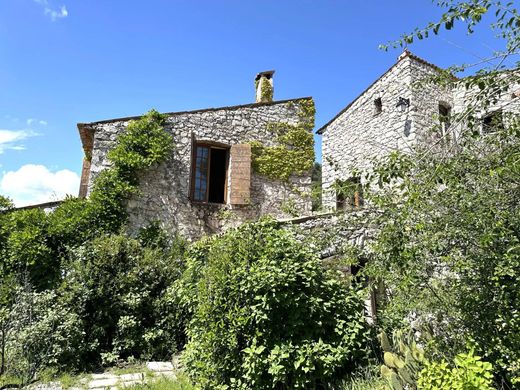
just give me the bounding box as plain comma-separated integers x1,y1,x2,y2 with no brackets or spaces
191,143,229,204
482,110,504,134
374,98,382,115
335,177,363,211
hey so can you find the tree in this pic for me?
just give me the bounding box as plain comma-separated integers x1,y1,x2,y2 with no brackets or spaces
364,1,520,387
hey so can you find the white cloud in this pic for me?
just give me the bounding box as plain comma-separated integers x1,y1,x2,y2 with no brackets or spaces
0,164,80,206
0,129,38,154
26,118,48,126
33,0,68,21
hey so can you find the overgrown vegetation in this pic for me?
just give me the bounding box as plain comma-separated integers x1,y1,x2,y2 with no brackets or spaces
251,99,315,181
0,110,175,384
357,1,520,388
1,1,519,389
179,218,370,389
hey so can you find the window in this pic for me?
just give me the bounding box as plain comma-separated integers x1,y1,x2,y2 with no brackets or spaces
438,103,451,143
336,177,363,211
374,98,382,115
482,111,504,134
439,103,451,130
191,143,229,203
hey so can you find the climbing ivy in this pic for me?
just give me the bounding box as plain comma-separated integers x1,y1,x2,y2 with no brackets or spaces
260,76,273,102
251,99,315,181
0,109,174,289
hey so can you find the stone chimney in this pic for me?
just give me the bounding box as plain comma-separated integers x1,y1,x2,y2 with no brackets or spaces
255,70,275,103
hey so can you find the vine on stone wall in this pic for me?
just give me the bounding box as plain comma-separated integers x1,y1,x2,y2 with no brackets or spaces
251,99,315,181
260,76,274,102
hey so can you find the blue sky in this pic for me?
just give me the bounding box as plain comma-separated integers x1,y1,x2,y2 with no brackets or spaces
0,0,515,205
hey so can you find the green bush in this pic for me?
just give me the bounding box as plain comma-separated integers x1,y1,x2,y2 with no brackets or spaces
3,288,84,385
61,233,187,368
181,218,369,389
417,350,494,390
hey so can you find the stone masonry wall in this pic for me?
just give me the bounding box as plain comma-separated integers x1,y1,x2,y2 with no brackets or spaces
321,53,452,210
84,98,313,239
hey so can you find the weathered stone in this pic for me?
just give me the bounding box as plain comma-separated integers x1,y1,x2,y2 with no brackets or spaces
146,361,174,372
79,98,313,240
320,50,520,211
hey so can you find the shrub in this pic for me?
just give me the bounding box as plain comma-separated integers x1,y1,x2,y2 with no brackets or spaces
3,288,84,385
181,218,370,389
61,233,187,368
417,350,494,390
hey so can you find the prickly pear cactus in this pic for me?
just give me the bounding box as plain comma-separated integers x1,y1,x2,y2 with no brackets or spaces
379,329,425,390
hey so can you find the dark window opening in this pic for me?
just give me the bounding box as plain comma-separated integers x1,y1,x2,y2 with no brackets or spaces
374,98,382,115
482,111,504,134
439,103,451,129
336,177,363,211
191,144,229,203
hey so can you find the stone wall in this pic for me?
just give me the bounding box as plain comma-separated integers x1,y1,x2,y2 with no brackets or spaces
320,52,452,210
80,98,313,239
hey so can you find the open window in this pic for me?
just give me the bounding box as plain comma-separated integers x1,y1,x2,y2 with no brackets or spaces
336,177,363,211
482,110,504,134
191,143,229,204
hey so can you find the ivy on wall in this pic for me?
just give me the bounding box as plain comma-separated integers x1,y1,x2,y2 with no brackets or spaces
0,109,174,290
251,99,315,181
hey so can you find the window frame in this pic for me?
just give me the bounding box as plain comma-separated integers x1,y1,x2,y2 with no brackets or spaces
189,141,230,205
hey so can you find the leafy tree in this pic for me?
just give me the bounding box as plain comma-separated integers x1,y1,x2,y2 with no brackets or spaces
363,1,520,386
181,218,370,389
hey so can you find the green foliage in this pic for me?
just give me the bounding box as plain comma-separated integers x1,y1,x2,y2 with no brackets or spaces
0,109,173,292
108,109,173,180
365,125,520,385
61,233,187,368
0,109,175,380
0,208,56,290
251,99,315,181
380,0,518,52
3,288,84,386
417,350,494,390
258,76,274,102
378,330,425,390
311,162,322,211
129,375,195,390
180,218,369,389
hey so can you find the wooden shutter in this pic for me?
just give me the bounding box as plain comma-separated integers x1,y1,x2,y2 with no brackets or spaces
229,144,251,205
78,158,91,198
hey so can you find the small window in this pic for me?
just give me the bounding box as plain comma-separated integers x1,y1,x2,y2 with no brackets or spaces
374,98,382,115
336,177,363,211
482,111,504,134
191,143,229,203
439,103,451,129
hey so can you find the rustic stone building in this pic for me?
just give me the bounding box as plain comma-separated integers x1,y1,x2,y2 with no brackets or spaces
77,71,314,239
319,49,520,211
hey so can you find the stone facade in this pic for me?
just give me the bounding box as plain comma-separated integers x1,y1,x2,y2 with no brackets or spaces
319,50,452,210
77,96,314,239
319,50,520,211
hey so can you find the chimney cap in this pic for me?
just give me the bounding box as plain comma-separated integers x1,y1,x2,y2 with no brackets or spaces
255,70,275,81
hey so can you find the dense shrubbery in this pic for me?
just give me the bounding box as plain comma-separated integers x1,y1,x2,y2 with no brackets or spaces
180,219,370,389
0,110,176,382
61,234,187,367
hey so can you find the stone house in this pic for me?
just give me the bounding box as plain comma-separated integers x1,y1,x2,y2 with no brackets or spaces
318,49,520,211
77,71,314,239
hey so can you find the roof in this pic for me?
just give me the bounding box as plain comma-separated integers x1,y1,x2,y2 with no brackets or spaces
10,200,64,212
316,50,447,135
77,96,313,153
78,97,312,127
